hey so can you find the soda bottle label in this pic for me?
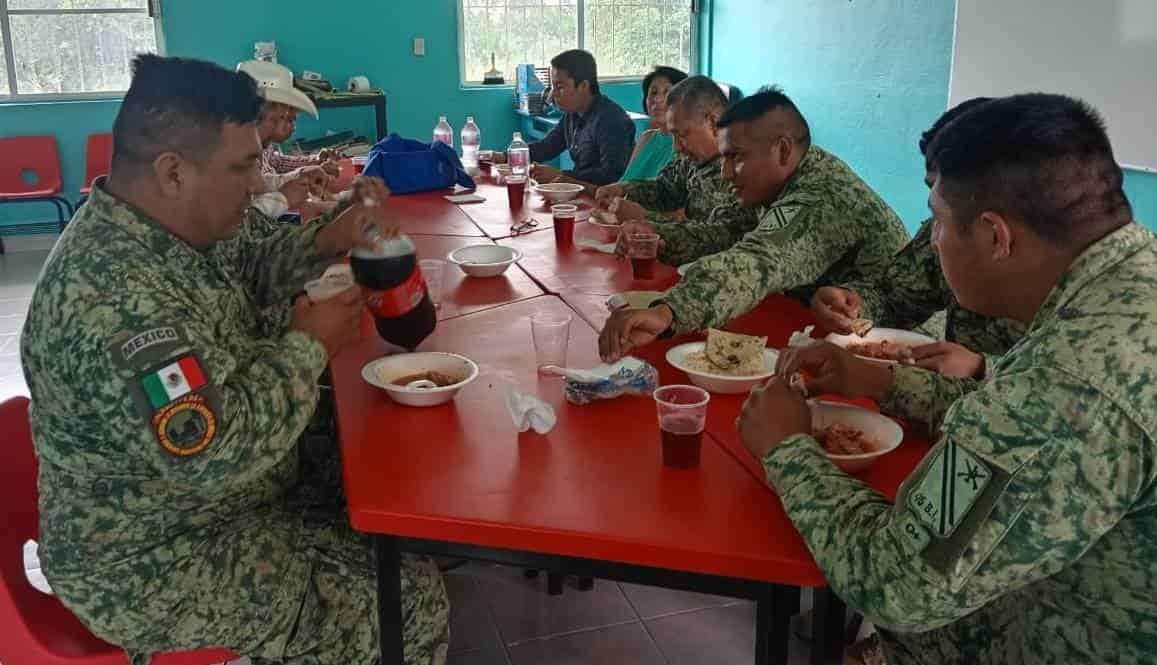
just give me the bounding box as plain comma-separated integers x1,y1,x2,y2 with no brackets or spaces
365,268,427,318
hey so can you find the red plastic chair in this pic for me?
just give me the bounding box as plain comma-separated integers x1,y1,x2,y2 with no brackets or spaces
77,133,114,207
0,396,236,665
0,136,75,232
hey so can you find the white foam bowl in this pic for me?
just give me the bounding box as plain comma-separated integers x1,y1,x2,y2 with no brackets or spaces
666,341,779,394
825,328,937,365
534,182,584,203
361,352,480,407
587,212,623,242
447,245,522,278
809,401,903,473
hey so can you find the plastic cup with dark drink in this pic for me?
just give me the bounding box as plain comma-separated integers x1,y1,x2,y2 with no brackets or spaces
629,232,661,280
506,175,528,210
653,385,710,468
551,204,577,248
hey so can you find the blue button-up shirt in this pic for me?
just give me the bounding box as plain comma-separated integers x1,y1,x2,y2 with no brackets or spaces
529,94,636,185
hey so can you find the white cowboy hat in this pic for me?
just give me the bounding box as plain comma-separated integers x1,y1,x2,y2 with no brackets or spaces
236,60,319,118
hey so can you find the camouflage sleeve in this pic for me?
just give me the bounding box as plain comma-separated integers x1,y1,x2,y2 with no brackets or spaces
763,367,1147,632
663,204,858,333
218,209,338,308
651,213,756,267
843,220,953,329
881,364,980,430
620,158,688,213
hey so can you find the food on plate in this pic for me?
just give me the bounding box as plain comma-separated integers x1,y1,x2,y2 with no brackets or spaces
850,317,874,337
814,424,879,456
391,371,461,388
590,210,622,226
846,340,916,363
681,329,769,376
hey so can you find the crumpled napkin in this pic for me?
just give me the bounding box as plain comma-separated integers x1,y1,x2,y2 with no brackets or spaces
505,388,556,434
787,324,817,348
576,237,617,254
24,539,52,595
542,357,659,405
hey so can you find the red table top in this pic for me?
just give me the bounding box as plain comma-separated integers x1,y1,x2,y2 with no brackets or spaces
389,191,487,237
459,180,596,240
409,235,544,321
335,296,830,585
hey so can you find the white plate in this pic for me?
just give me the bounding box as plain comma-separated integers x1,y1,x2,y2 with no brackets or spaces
362,352,479,407
809,401,903,473
665,341,778,394
825,328,936,365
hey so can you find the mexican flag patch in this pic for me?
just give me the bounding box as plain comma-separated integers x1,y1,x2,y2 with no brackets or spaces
141,355,207,408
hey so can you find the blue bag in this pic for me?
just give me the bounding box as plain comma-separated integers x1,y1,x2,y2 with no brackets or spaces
361,133,476,195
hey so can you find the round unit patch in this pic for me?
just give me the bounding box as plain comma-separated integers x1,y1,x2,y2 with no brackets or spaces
152,394,217,457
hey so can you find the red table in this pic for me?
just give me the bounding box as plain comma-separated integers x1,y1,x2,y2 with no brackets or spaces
409,235,544,321
458,180,596,239
389,191,487,237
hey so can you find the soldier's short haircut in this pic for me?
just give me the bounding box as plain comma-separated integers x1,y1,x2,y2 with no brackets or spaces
716,86,810,149
112,54,263,174
666,75,728,118
927,93,1133,246
919,97,992,158
551,49,600,96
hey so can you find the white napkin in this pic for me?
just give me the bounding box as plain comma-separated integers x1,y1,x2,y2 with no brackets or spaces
23,539,52,595
541,357,645,382
576,237,617,254
445,193,486,204
788,324,817,348
505,388,556,434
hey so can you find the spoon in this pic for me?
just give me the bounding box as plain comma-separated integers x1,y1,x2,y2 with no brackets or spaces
405,379,439,390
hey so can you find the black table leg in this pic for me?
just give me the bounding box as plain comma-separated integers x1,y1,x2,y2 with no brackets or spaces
755,585,800,665
811,587,847,665
374,536,405,665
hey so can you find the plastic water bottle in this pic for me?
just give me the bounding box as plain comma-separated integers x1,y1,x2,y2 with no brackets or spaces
507,132,530,177
461,116,481,171
433,116,454,148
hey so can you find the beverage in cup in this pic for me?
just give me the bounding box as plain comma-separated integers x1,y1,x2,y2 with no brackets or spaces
629,232,660,280
506,175,527,210
653,385,710,468
551,204,577,248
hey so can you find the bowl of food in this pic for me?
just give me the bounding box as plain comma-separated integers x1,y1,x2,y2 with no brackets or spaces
361,352,480,407
666,329,778,394
534,182,585,203
587,210,623,242
809,401,903,473
825,328,936,365
447,245,522,278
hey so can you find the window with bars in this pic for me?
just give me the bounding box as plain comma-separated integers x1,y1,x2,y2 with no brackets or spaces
0,0,162,100
458,0,696,85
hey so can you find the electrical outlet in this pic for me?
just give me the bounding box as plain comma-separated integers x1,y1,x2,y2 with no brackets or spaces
413,37,426,56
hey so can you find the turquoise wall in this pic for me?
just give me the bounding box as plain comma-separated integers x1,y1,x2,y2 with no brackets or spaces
0,0,646,226
707,0,1157,231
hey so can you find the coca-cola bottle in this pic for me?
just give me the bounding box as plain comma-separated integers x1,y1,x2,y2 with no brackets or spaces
350,233,437,350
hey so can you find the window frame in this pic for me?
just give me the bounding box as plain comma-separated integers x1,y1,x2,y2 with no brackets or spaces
457,0,699,88
0,0,166,102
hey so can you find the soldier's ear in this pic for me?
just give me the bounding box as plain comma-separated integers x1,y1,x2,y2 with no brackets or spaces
152,152,185,199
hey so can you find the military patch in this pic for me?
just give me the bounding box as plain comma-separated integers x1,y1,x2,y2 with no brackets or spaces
140,354,208,409
152,393,217,457
906,440,992,538
108,326,188,372
120,327,180,363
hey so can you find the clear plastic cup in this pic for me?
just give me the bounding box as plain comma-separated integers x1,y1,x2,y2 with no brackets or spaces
419,259,446,309
629,232,661,280
653,385,711,468
530,312,572,373
551,204,577,247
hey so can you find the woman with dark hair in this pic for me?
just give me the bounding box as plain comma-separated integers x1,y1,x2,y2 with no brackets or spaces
620,65,688,181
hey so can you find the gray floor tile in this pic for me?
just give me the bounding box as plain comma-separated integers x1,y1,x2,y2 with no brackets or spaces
0,297,31,317
506,622,666,665
447,573,505,653
646,603,767,665
0,315,25,335
473,565,638,645
447,648,511,665
0,333,19,355
0,369,29,400
619,582,740,619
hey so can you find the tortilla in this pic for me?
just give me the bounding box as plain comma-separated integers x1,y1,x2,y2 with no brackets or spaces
704,328,768,374
850,318,874,337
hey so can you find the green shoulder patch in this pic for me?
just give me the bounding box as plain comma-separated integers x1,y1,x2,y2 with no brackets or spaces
907,440,992,538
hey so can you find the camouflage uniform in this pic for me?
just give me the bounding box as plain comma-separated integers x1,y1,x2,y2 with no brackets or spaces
664,146,910,333
842,218,1026,368
762,223,1157,664
21,183,449,665
619,153,758,266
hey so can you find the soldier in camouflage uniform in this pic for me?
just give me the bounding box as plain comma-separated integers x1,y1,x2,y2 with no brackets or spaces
598,87,909,362
741,94,1157,664
812,98,1025,380
595,76,759,267
20,55,448,665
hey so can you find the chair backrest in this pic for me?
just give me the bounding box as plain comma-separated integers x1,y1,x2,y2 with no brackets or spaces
83,133,114,192
0,136,65,195
717,82,745,106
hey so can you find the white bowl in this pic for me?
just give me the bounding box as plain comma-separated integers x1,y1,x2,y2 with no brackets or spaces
665,341,779,394
825,328,936,365
534,182,584,203
587,211,622,242
809,401,903,473
447,245,522,278
361,352,480,407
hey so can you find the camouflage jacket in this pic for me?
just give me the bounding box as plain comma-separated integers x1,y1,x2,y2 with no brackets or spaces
764,223,1157,664
843,218,1026,366
664,146,909,333
620,153,758,266
21,184,337,587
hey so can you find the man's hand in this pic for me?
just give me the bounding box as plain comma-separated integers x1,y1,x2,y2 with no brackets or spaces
910,341,986,379
319,160,341,178
531,163,564,183
598,304,674,362
317,148,338,163
738,377,812,461
595,183,624,210
811,287,863,334
316,178,399,256
614,220,660,258
775,341,893,400
610,197,648,222
297,165,331,197
289,289,364,358
279,178,311,209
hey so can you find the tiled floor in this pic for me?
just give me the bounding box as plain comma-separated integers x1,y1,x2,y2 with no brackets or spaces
0,249,45,402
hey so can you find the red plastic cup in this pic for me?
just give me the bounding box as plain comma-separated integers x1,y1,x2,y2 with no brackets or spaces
629,232,660,280
653,385,710,468
551,204,577,247
506,175,527,210
352,156,367,174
